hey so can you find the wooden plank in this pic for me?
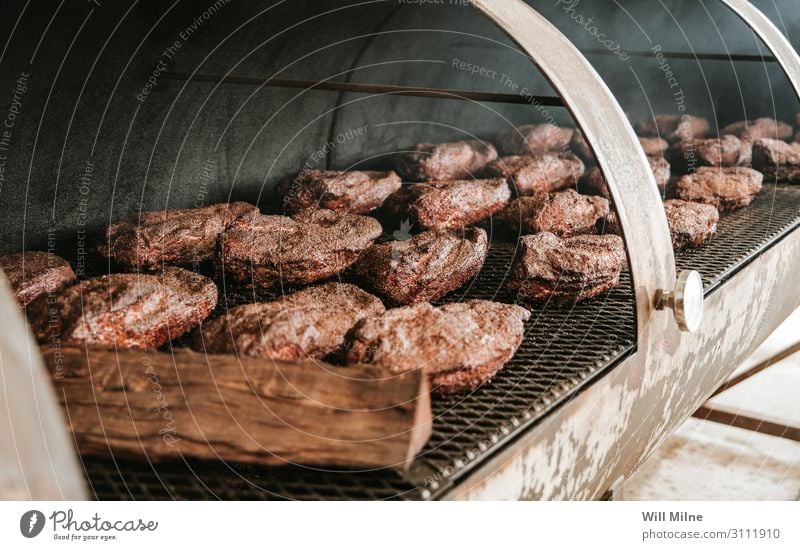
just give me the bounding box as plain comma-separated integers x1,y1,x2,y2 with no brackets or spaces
693,405,800,443
42,347,432,470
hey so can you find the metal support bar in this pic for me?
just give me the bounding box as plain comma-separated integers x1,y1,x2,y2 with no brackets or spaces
583,48,777,63
160,71,565,107
711,341,800,397
693,405,800,443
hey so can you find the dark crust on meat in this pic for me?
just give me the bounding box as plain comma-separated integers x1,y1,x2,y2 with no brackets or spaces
482,154,585,195
98,202,258,269
274,170,402,214
720,117,794,141
507,232,625,306
496,124,574,156
381,178,510,230
394,140,498,182
751,138,800,182
668,135,743,173
353,228,488,305
191,282,384,360
0,251,76,307
498,189,609,237
675,166,763,211
581,156,670,197
26,266,217,349
217,209,382,289
635,114,710,142
663,199,719,249
344,300,531,395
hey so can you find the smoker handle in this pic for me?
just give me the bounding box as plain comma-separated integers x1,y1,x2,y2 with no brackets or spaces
720,0,800,100
0,271,88,499
472,0,676,336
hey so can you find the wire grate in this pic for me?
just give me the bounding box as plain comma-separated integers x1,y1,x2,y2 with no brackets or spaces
77,184,800,500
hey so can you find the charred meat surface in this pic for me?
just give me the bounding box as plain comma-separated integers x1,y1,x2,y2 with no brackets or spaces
98,202,258,269
217,209,382,289
353,227,487,305
192,282,384,360
663,199,719,249
0,251,77,307
499,189,609,237
274,170,401,214
496,124,574,156
675,166,763,211
394,140,498,182
381,178,510,230
751,138,800,182
507,232,625,306
27,266,216,349
669,135,743,173
635,114,710,142
602,200,718,250
345,300,530,395
720,117,793,141
581,156,670,197
482,154,584,195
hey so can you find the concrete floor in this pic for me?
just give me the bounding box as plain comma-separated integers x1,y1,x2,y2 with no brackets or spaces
625,309,800,500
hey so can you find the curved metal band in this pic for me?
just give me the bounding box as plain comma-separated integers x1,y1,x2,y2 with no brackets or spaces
720,0,800,100
472,0,675,335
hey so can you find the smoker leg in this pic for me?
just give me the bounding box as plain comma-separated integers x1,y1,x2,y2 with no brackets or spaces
693,342,800,442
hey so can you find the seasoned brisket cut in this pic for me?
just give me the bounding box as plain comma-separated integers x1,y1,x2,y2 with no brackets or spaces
344,300,530,395
274,169,401,214
0,251,76,307
675,166,763,211
381,178,510,231
98,202,258,269
496,124,574,156
353,227,487,305
499,189,608,237
394,140,498,182
482,154,584,195
669,135,743,173
635,114,710,142
217,209,382,289
507,232,625,306
751,138,800,182
27,266,216,349
192,282,384,360
602,200,718,250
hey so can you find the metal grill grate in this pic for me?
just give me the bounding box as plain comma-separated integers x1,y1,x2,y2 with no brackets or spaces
78,184,800,500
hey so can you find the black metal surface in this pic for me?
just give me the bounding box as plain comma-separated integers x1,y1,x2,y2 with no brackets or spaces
76,184,800,500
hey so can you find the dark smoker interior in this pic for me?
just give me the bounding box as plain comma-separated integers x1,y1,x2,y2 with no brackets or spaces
0,0,799,500
0,0,798,253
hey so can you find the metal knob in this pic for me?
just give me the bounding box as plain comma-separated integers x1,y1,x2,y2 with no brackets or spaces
656,270,704,333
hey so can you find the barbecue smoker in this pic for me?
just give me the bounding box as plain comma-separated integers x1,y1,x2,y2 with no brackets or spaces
1,0,799,501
